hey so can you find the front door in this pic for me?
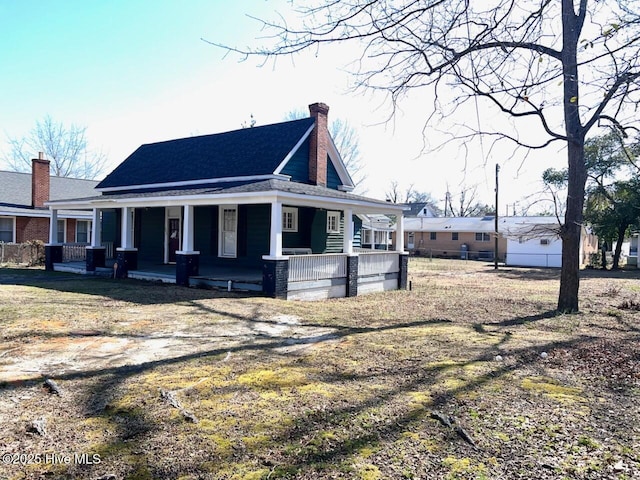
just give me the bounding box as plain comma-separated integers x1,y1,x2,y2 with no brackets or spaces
168,218,180,263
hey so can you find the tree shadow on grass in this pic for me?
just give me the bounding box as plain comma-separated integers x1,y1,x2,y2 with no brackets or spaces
1,298,635,478
230,334,606,478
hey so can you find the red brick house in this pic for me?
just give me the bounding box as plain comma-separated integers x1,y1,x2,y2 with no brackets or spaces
0,154,98,244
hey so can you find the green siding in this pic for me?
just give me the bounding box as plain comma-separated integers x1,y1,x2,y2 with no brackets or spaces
136,207,164,262
244,204,270,265
279,139,343,190
101,209,119,248
194,204,270,269
280,138,310,183
325,210,344,253
326,158,341,189
311,210,344,253
283,206,313,249
194,206,215,262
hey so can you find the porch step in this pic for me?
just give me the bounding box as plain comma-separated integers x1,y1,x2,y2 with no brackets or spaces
128,270,176,284
53,264,113,278
53,263,85,274
189,277,262,292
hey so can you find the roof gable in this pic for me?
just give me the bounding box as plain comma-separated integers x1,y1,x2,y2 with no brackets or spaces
97,118,316,190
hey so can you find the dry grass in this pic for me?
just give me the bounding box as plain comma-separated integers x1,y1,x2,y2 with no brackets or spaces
0,259,639,479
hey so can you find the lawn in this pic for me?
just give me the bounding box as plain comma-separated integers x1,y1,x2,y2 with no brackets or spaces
0,258,638,479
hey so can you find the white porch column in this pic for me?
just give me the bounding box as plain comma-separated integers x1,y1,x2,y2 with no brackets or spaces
49,209,59,244
121,207,134,249
396,214,405,252
343,208,353,254
182,205,195,252
91,208,102,247
370,226,376,250
269,201,283,257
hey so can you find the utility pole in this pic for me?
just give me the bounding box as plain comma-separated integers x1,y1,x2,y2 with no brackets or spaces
494,164,500,270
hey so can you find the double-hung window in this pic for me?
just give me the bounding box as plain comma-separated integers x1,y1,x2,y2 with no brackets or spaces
76,220,91,243
282,207,298,232
57,219,66,243
0,217,14,243
326,211,341,234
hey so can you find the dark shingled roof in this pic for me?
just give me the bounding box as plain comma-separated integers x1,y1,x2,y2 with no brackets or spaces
97,117,316,189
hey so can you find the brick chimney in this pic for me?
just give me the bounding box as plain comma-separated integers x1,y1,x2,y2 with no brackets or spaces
32,152,50,208
308,102,329,187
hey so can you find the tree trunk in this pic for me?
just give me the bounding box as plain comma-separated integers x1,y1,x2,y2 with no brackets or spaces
558,0,586,313
612,223,628,270
558,142,586,312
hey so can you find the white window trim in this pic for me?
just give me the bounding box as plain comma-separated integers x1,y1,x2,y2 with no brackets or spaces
218,205,238,258
0,216,16,243
475,232,491,242
282,207,298,233
75,220,92,244
327,211,341,234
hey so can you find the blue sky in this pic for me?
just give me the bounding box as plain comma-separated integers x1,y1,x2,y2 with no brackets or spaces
0,1,563,213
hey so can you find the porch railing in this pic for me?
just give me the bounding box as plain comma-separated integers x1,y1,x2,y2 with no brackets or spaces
288,254,347,282
62,243,89,262
358,252,400,276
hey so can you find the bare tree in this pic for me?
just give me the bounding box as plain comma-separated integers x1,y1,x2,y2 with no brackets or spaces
445,184,493,217
215,0,640,312
385,180,438,207
4,115,107,179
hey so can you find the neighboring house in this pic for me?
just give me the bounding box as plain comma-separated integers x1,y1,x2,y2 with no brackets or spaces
358,214,394,250
45,103,409,299
402,216,504,260
401,215,598,268
502,218,597,268
0,155,97,244
404,202,439,218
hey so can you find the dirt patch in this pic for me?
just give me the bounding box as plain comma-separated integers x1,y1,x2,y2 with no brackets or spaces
0,310,336,382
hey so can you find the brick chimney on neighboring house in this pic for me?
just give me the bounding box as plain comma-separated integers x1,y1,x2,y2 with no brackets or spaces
32,152,50,208
308,102,330,187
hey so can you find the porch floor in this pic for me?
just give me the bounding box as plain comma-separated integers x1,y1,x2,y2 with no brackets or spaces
53,260,264,292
